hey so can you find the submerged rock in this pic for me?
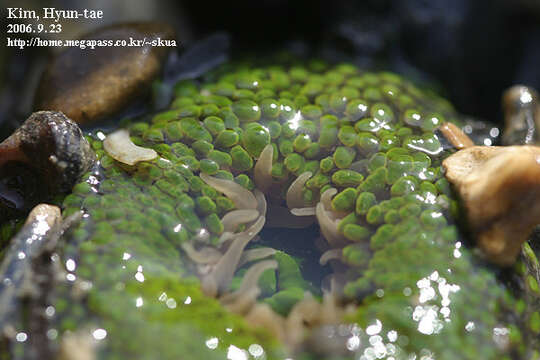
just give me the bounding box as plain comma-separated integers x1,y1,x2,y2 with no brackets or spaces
34,22,175,125
0,111,95,220
502,85,540,145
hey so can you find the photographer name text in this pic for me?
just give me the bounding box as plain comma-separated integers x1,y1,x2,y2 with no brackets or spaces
7,7,103,22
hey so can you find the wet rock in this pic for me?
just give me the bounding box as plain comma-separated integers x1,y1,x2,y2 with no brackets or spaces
443,145,540,266
34,22,175,125
0,111,95,220
502,85,540,145
0,204,62,359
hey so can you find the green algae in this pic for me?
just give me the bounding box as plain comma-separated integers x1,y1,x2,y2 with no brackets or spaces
92,276,281,359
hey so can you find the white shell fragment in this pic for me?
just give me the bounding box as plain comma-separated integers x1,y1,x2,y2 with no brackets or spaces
443,145,540,266
103,129,158,166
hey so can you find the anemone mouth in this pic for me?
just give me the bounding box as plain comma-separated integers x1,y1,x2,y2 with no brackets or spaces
171,166,354,350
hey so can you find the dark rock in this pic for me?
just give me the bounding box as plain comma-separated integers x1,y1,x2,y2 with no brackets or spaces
34,22,175,125
0,111,95,220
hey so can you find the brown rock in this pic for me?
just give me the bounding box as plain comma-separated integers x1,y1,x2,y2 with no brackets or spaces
34,22,175,125
443,145,540,266
0,111,95,220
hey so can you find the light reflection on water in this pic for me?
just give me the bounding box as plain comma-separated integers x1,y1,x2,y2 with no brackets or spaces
227,345,249,360
414,271,460,336
286,110,303,131
92,328,107,340
320,270,465,359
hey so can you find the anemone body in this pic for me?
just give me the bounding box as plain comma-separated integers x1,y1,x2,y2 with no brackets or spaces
11,60,539,359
